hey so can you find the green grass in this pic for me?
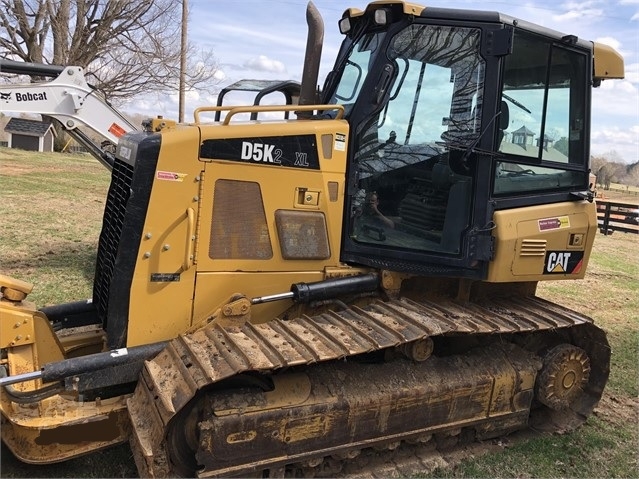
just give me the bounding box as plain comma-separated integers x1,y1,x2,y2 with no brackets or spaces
538,233,639,398
0,147,109,304
1,148,637,478
427,415,637,478
421,232,639,479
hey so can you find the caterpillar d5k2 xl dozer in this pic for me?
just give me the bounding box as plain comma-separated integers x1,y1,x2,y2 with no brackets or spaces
0,1,625,477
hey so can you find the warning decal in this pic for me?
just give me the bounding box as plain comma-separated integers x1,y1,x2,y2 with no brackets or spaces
157,171,187,182
108,123,127,138
538,216,570,231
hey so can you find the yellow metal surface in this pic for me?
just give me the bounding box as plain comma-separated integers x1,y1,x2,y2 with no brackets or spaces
127,118,350,345
146,116,176,132
56,325,106,358
1,299,64,392
0,301,36,349
192,271,325,325
213,374,313,417
125,126,202,347
487,201,597,282
188,118,351,326
0,393,129,464
196,119,348,271
31,312,65,365
593,42,625,80
1,291,126,463
0,273,34,296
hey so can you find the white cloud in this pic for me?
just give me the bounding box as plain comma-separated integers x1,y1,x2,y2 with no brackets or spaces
594,78,637,117
595,36,621,50
591,125,639,162
244,55,286,74
213,69,227,82
618,0,639,21
551,1,604,22
553,9,604,22
623,62,639,84
211,24,306,50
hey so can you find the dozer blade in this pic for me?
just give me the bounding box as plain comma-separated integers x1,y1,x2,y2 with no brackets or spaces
128,295,609,477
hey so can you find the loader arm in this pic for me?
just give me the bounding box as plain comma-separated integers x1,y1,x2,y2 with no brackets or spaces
0,59,137,170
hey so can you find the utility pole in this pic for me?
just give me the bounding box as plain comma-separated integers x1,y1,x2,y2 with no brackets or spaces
179,0,188,123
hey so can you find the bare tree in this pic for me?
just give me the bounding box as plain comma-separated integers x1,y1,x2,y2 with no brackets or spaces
0,0,220,103
626,162,639,187
593,154,630,190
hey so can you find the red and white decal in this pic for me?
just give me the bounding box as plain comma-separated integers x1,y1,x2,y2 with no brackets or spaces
157,171,187,182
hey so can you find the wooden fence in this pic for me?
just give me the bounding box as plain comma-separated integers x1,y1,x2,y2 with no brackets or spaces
596,199,639,235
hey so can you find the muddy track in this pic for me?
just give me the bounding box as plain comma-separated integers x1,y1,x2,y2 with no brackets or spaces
128,294,609,478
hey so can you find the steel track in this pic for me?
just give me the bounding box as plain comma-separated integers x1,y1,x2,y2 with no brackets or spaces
128,294,609,477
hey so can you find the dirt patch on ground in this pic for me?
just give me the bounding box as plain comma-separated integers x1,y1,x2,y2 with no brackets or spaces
0,163,37,176
595,391,639,425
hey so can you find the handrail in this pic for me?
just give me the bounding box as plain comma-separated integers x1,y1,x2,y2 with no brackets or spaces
193,104,344,124
183,208,195,271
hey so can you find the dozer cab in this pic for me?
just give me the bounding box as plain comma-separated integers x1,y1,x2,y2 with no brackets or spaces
0,1,624,477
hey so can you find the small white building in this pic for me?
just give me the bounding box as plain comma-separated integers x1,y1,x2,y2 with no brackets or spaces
4,117,57,152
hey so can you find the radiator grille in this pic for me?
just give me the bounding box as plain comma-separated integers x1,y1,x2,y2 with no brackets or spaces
93,158,134,326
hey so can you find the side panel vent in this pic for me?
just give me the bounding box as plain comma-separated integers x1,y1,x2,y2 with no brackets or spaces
519,239,547,257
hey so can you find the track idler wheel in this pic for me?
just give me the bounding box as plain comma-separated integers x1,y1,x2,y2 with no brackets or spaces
166,397,203,477
536,344,591,411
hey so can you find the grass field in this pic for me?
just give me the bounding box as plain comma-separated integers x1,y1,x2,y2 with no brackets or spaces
0,148,637,478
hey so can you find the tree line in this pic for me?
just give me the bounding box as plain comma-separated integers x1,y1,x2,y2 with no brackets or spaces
592,153,639,189
0,0,219,103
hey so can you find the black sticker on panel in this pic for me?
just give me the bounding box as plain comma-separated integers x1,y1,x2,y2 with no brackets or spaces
200,135,320,170
151,273,181,282
543,251,585,275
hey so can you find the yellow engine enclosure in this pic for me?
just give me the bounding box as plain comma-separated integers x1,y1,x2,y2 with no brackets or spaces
487,201,597,282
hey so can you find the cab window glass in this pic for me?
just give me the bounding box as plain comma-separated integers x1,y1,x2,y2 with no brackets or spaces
350,25,484,255
329,33,381,116
495,31,588,196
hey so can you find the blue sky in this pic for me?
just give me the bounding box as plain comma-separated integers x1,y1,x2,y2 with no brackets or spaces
129,0,638,163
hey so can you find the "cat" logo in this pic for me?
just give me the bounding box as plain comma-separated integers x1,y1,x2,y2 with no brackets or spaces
544,251,584,274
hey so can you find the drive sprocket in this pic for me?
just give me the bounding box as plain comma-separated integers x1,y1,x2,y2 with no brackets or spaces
536,343,591,410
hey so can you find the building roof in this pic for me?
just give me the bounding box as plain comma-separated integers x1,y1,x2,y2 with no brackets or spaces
512,125,536,135
4,117,55,137
500,142,568,162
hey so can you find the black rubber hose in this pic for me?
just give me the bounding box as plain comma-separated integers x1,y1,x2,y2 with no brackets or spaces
0,366,65,404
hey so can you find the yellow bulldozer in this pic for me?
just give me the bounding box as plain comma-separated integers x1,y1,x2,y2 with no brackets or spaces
0,1,624,477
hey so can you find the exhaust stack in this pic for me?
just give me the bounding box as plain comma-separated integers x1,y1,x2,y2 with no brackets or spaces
297,1,324,119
